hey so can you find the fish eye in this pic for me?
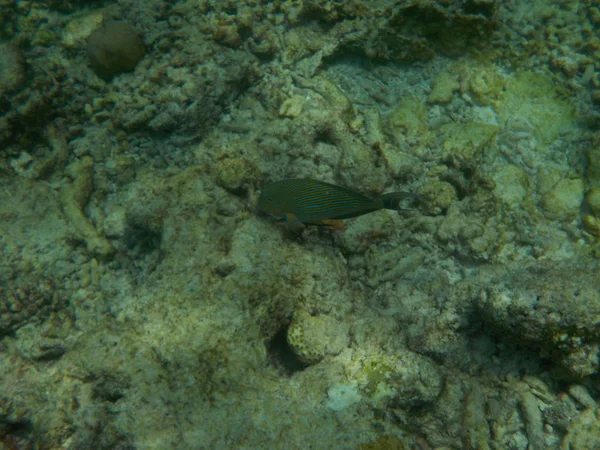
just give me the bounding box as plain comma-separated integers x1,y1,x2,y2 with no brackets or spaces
266,196,273,201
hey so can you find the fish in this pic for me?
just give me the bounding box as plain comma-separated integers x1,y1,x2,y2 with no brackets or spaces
257,178,419,230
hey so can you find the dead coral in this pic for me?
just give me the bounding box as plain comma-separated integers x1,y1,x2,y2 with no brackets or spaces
0,272,64,337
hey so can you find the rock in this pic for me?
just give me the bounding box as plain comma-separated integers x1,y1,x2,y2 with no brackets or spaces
428,73,460,104
476,259,600,378
541,178,584,221
586,187,600,216
493,165,528,206
61,10,104,48
216,157,263,195
278,95,306,117
356,350,443,409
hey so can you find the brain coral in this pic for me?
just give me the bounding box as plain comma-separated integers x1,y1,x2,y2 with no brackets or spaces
87,21,145,79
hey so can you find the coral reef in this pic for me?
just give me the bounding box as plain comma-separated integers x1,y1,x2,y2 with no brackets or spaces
1,0,600,448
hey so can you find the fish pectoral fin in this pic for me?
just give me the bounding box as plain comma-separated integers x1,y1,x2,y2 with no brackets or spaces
325,219,346,231
310,219,346,231
284,212,298,222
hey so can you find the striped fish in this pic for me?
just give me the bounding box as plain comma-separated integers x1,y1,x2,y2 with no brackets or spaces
257,179,418,230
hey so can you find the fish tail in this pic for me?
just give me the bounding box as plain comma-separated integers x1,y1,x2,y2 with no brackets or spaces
378,192,422,210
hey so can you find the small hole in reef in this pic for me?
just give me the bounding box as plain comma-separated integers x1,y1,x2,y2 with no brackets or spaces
266,326,308,376
312,127,337,146
124,223,162,254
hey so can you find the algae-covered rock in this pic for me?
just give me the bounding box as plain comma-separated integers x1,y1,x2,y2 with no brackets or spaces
337,137,388,193
582,214,600,238
464,64,506,106
354,350,443,409
420,180,457,213
428,73,460,104
278,95,306,118
366,245,426,285
476,259,600,378
365,1,495,63
294,74,355,124
586,143,600,186
561,407,600,450
359,436,408,450
441,122,499,161
463,383,493,450
493,165,528,206
337,212,397,255
217,157,263,195
536,166,564,196
586,187,600,216
61,10,104,48
541,178,584,221
0,272,61,337
497,70,575,146
363,108,420,178
61,156,115,257
0,43,25,96
326,382,362,411
388,97,429,143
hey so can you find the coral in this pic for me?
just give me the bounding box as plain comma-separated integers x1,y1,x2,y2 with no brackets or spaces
61,155,115,258
0,272,62,336
87,21,146,79
286,308,349,365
